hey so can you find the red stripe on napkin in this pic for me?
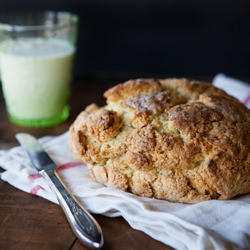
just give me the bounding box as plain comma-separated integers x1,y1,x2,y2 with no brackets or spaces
30,185,44,195
243,92,250,106
56,162,83,172
28,162,83,183
28,173,42,182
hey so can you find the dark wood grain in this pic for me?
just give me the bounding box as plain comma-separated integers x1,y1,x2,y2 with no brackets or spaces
0,181,75,250
0,77,173,250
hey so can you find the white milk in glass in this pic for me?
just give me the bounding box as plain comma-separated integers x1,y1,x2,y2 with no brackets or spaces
0,38,75,125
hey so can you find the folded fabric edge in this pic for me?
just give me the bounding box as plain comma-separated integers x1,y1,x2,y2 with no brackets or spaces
1,172,59,204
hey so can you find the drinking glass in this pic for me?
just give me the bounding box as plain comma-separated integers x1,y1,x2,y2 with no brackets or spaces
0,11,78,127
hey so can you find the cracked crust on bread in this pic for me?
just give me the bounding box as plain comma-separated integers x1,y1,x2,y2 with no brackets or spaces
69,78,250,203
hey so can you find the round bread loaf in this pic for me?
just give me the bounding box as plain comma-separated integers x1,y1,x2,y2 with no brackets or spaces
69,78,250,203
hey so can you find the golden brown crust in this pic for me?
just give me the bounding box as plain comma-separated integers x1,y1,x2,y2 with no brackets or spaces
69,78,250,203
104,78,162,103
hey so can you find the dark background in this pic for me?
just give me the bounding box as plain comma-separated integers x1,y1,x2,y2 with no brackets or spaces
1,0,250,79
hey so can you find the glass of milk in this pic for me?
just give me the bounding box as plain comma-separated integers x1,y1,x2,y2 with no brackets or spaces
0,11,78,127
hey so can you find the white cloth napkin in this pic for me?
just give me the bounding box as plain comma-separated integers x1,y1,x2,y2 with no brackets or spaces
213,73,250,108
1,74,250,250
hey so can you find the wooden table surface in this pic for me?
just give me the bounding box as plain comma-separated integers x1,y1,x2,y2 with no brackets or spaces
0,76,174,250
